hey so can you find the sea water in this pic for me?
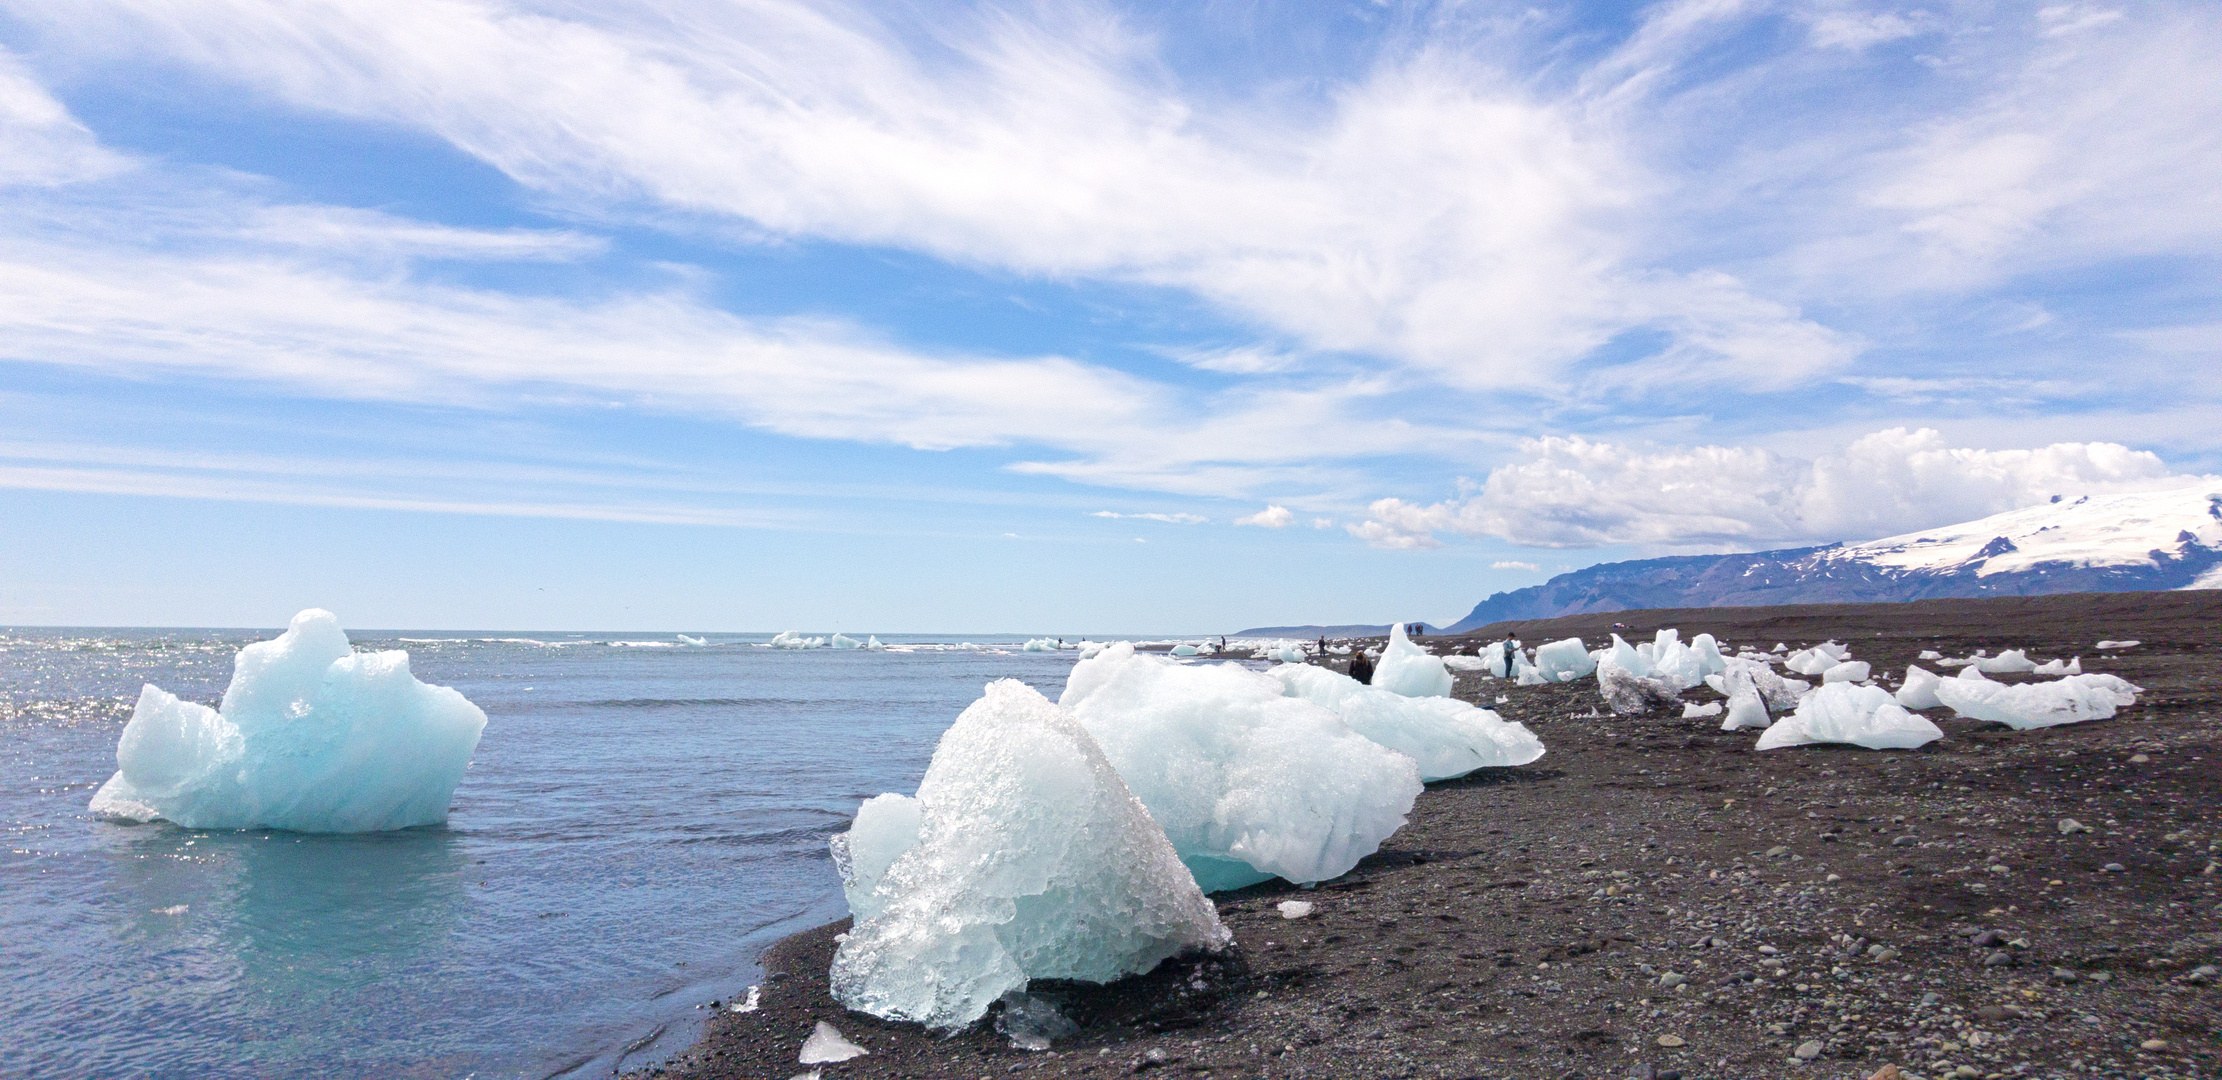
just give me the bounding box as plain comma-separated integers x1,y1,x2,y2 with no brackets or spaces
0,628,1115,1079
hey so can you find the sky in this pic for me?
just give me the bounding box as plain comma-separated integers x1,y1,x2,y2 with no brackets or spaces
1,0,2218,633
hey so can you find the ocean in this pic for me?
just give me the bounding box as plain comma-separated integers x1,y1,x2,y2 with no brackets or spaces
0,627,1134,1079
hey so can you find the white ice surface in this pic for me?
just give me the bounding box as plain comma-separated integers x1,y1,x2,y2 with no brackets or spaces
799,1022,869,1063
1532,637,1595,682
1596,658,1683,715
88,609,487,833
1442,654,1491,672
828,679,1228,1030
1721,690,1770,732
1682,701,1723,718
1755,683,1943,751
1973,649,2037,673
1932,670,2143,730
1268,664,1544,781
1895,665,1944,710
1372,623,1453,697
1061,644,1422,891
769,630,826,649
829,792,923,923
2096,640,2140,649
2031,656,2082,676
1821,660,1872,685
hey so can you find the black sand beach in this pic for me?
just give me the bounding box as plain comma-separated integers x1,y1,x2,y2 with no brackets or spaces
637,590,2221,1080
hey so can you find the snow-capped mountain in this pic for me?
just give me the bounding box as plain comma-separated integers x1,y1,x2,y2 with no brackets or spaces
1445,485,2222,632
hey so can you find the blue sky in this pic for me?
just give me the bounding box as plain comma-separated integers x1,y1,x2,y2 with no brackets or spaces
2,0,2218,632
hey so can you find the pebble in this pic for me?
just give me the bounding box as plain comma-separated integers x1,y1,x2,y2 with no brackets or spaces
1982,950,2015,967
1968,930,2004,947
1658,972,1685,987
2142,1038,2169,1050
2057,819,2089,835
2130,753,2150,763
1892,835,1918,846
1765,846,1790,858
1655,1034,1685,1047
1794,1039,1823,1060
2051,967,2079,982
2102,863,2126,873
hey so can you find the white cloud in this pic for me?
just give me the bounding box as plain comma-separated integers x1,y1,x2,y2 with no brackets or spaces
1352,427,2212,550
25,0,1859,393
1090,510,1206,524
1311,517,1334,529
0,49,132,187
236,205,607,262
1233,504,1293,528
1158,345,1307,375
1807,11,1926,50
1491,560,1541,572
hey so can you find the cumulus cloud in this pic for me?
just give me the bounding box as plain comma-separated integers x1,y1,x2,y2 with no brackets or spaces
1233,504,1293,528
1351,428,2213,550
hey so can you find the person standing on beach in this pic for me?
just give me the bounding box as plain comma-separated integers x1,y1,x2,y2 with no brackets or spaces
1501,632,1520,676
1349,649,1375,685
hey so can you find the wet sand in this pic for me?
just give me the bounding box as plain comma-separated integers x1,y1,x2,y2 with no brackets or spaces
636,590,2221,1080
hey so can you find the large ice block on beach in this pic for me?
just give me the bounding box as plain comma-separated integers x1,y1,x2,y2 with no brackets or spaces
828,680,1228,1030
1532,637,1595,682
1371,623,1453,697
1060,644,1422,891
1267,664,1544,781
1755,683,1943,751
1973,648,2037,674
88,609,487,832
829,792,923,923
1895,665,1945,710
1933,669,2142,730
1597,658,1683,715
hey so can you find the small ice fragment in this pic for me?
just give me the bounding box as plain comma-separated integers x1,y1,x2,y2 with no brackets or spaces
788,1072,820,1080
153,904,188,916
1681,701,1723,718
1973,649,2037,674
2030,656,2081,676
2096,639,2140,649
1918,649,1942,660
676,634,706,646
731,986,760,1013
799,1021,867,1064
1719,690,1768,732
1493,694,1509,704
1278,900,1316,919
1372,623,1453,697
995,991,1078,1050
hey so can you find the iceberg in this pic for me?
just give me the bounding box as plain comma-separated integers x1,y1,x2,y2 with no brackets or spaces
676,634,707,646
828,679,1228,1030
1532,637,1596,682
1755,683,1943,751
830,633,865,650
1060,644,1422,891
1023,638,1061,653
2030,656,2081,676
1597,658,1683,716
1895,665,1944,710
1371,623,1452,697
769,630,826,649
1261,641,1308,664
1933,670,2142,730
88,609,487,832
1267,664,1545,781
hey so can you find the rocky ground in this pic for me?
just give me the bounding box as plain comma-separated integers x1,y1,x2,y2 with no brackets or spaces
636,591,2220,1080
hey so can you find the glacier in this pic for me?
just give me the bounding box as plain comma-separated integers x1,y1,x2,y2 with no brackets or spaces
1755,683,1943,751
1060,644,1422,891
88,609,487,833
828,679,1228,1030
1266,663,1544,781
1371,623,1453,697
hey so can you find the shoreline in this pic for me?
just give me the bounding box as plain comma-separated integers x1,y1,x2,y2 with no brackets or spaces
635,590,2221,1080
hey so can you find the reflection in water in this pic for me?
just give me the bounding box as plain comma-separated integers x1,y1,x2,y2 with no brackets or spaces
98,822,473,1077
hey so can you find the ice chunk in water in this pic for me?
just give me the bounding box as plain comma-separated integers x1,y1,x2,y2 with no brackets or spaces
1170,643,1200,657
829,679,1228,1030
1895,665,1944,710
829,793,923,923
1267,664,1544,781
830,633,865,650
1025,638,1061,653
1821,660,1871,684
1933,672,2142,730
88,610,487,832
769,630,825,649
1372,623,1452,697
799,1022,868,1063
1597,659,1683,716
1755,683,1943,751
1532,637,1595,682
1061,644,1422,891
